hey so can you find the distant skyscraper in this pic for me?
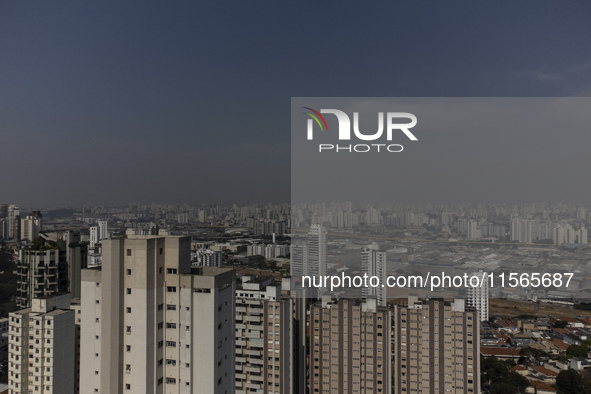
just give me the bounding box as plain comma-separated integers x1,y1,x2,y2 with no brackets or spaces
307,224,327,278
80,236,235,393
20,211,42,242
466,219,481,240
7,204,19,239
89,226,99,248
361,243,387,306
466,270,489,321
309,298,392,393
393,297,480,393
0,218,8,240
511,218,534,243
97,220,108,240
290,243,308,278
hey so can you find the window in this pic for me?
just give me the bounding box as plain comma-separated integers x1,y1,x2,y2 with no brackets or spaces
166,359,176,365
167,305,176,311
166,378,176,384
166,323,177,329
167,268,177,274
126,269,131,275
126,288,131,295
166,341,176,347
167,286,176,293
126,345,131,352
126,326,131,334
159,248,163,255
126,249,131,256
126,307,131,313
125,383,131,390
158,304,163,311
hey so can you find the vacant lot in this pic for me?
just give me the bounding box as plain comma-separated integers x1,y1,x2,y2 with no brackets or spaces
490,298,591,319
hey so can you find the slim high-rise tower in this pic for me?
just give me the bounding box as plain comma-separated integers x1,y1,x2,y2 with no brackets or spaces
361,243,387,306
466,270,489,322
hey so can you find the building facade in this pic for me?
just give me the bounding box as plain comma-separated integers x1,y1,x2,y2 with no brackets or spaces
309,298,392,393
393,297,480,393
361,243,387,307
235,276,295,394
80,235,235,394
16,244,69,309
8,293,76,394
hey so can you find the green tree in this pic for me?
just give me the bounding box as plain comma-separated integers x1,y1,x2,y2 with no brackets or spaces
554,320,569,329
556,369,584,394
567,344,589,358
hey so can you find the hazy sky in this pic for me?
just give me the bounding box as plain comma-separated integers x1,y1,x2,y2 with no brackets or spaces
2,2,591,207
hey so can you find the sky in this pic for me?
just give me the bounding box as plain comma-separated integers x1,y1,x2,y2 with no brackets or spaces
1,1,591,208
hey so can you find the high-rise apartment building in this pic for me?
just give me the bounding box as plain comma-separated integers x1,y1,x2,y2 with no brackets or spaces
235,276,296,394
89,226,99,249
309,298,392,393
20,211,43,242
89,221,108,249
16,242,69,309
0,218,8,240
361,243,387,306
307,224,327,278
290,243,308,278
466,270,489,322
8,293,76,394
7,205,19,239
393,297,480,393
97,220,108,240
80,235,235,394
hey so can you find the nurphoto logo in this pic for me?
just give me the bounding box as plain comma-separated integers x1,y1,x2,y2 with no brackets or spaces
302,107,418,153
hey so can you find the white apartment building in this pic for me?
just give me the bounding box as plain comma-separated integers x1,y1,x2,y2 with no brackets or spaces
466,270,489,322
80,235,235,394
8,293,76,394
20,214,42,242
89,227,99,249
361,243,387,306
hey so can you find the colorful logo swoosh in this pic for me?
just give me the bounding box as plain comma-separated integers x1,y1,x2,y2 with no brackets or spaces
302,107,329,131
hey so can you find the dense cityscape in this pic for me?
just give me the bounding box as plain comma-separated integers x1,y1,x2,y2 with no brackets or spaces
1,201,591,393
